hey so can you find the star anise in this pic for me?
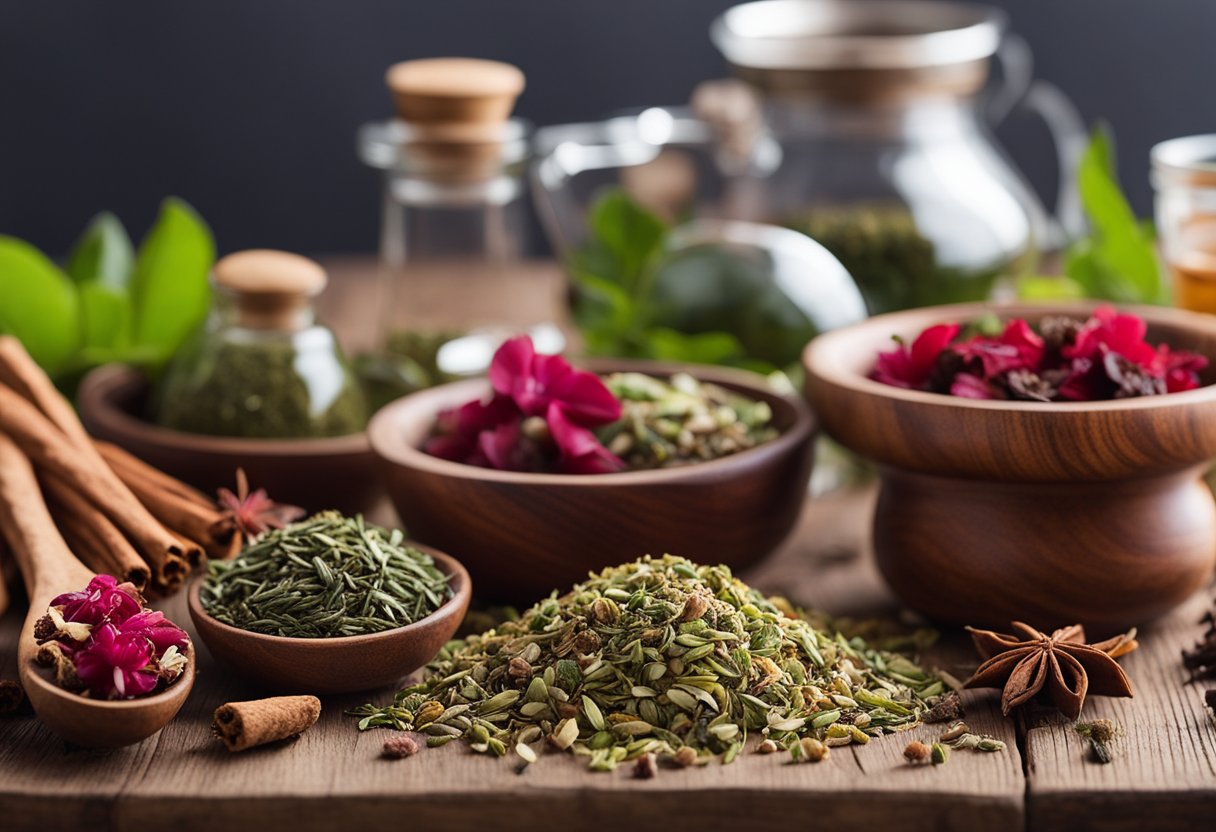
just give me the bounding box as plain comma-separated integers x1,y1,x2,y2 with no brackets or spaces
217,469,305,540
963,621,1138,720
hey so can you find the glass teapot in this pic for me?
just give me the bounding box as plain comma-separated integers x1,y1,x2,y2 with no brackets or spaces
533,0,1086,316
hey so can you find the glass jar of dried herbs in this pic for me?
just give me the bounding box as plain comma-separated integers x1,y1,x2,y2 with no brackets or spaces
351,554,950,771
200,512,452,638
155,250,367,439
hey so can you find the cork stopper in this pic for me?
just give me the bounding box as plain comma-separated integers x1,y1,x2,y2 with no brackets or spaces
384,58,525,181
213,250,327,330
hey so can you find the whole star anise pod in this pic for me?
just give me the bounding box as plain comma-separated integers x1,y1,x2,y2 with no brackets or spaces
217,469,305,540
963,622,1138,720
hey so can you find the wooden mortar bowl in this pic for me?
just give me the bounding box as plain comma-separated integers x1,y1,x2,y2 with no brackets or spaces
187,545,470,694
368,361,816,601
77,365,382,515
803,301,1216,635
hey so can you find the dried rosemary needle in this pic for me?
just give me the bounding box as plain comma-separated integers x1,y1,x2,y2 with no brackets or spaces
201,512,452,638
351,555,949,771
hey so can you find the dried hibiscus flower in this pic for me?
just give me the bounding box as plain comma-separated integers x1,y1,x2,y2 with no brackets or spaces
33,574,190,701
871,306,1207,402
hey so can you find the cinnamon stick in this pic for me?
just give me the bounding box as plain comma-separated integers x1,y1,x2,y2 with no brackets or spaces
0,536,11,617
41,473,153,590
94,440,214,510
213,696,322,752
0,384,197,588
104,461,234,563
0,336,94,450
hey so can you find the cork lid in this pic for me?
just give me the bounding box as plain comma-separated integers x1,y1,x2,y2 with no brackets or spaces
213,250,327,330
386,58,525,125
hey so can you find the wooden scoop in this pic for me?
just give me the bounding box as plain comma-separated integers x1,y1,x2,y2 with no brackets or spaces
0,433,194,748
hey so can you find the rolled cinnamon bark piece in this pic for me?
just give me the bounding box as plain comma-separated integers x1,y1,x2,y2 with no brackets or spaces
213,696,322,752
0,383,197,588
94,440,214,510
110,469,234,564
43,473,152,590
0,336,95,450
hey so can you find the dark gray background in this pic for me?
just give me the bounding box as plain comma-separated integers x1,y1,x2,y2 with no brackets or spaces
0,0,1208,256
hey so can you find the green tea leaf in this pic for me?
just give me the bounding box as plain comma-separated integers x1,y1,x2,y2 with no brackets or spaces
67,211,134,290
130,197,214,360
588,191,666,292
0,236,80,374
1065,126,1165,303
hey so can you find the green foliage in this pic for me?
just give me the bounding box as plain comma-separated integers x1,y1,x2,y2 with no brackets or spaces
569,190,823,373
1018,125,1166,304
0,198,215,382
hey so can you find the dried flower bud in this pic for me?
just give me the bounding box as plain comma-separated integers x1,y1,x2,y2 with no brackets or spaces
573,630,602,655
922,691,964,724
799,737,829,762
507,657,533,680
904,740,932,764
756,739,780,755
680,594,710,622
34,642,83,691
382,734,420,759
672,746,698,768
0,679,26,716
633,752,658,779
33,614,55,643
589,597,620,626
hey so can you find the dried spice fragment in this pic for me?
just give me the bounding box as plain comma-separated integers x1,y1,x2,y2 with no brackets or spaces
213,695,321,752
382,733,421,759
1076,719,1120,764
903,740,931,764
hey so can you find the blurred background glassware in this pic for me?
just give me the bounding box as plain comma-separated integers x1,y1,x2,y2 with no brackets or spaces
156,250,366,439
357,58,560,406
1153,135,1216,315
533,0,1088,318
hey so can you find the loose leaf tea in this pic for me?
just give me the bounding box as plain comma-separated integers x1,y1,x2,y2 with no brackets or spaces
872,306,1206,401
596,372,777,469
32,574,190,700
201,512,453,638
351,555,949,771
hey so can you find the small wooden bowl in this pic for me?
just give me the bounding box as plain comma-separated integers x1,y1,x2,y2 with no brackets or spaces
804,301,1216,635
77,365,381,515
187,545,471,694
369,361,816,601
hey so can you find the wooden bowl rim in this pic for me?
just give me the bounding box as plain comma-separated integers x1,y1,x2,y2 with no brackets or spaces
78,364,371,457
23,643,195,713
804,301,1216,413
187,543,471,649
367,359,816,486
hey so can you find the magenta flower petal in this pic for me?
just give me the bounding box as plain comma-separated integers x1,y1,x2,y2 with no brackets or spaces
1000,319,1045,368
73,624,158,700
488,335,535,398
872,323,960,389
477,421,526,471
547,368,622,425
51,574,142,626
950,374,998,399
118,610,189,655
425,394,519,463
547,403,625,474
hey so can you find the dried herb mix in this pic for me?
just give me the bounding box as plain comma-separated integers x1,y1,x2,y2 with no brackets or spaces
596,373,777,470
351,555,949,771
201,512,452,638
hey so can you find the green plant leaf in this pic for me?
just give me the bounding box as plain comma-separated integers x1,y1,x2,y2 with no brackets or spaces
1066,126,1165,303
587,191,666,292
643,328,745,365
67,211,134,290
130,197,215,361
77,281,131,353
1016,274,1086,301
0,236,80,374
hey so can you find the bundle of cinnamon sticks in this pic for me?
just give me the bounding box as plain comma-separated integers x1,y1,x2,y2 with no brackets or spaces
0,336,238,598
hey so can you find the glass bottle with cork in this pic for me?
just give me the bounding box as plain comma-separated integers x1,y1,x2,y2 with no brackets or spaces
357,58,556,404
155,250,367,438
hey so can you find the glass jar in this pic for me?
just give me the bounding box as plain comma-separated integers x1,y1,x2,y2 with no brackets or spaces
156,250,367,439
533,0,1087,318
1152,135,1216,314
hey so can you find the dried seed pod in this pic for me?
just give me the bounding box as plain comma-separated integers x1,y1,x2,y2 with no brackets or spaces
799,737,829,762
672,746,698,768
382,734,420,759
931,742,949,765
756,738,780,754
940,720,970,742
904,740,932,764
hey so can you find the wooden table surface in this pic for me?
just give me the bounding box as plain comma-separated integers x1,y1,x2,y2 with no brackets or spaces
1,258,1214,831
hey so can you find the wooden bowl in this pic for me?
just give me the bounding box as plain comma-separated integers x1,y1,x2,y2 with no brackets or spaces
803,301,1216,635
77,364,382,515
187,545,471,694
368,361,816,601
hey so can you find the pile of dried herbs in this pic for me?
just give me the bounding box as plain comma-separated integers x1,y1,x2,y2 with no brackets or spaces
201,512,452,638
351,555,949,771
596,373,778,470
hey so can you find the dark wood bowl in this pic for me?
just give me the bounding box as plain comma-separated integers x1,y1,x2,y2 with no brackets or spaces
368,361,816,602
803,301,1216,635
187,545,471,694
77,364,382,515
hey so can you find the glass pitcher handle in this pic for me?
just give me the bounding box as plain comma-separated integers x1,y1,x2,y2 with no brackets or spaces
990,33,1089,248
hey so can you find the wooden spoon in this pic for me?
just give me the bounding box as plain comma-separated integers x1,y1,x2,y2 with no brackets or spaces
0,433,194,748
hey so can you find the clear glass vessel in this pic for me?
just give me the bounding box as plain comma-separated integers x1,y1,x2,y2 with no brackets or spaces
156,252,366,439
1152,135,1216,315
